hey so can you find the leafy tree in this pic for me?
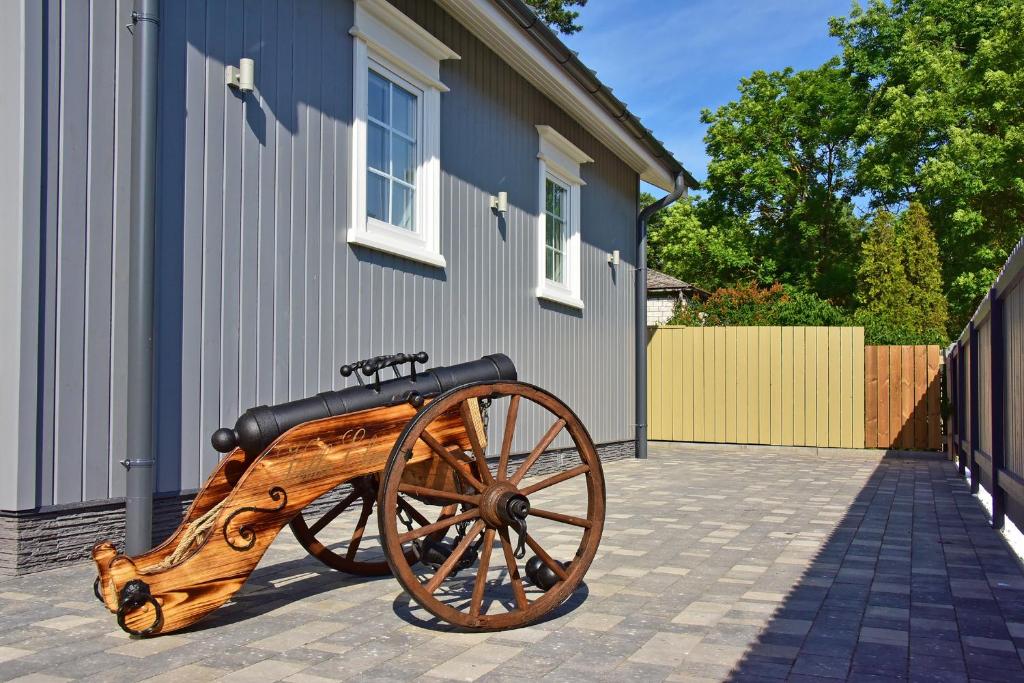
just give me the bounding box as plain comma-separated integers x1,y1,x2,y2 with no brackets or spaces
831,0,1024,329
700,61,865,304
643,195,760,292
524,0,587,34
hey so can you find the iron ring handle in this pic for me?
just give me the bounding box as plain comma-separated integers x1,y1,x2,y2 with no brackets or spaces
116,594,164,637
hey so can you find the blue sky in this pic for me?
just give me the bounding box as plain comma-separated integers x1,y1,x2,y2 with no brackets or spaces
561,0,854,189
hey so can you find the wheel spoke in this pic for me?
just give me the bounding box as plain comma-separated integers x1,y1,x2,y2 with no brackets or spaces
509,419,566,485
424,519,486,593
529,507,592,529
518,464,590,497
398,483,480,506
470,529,495,617
497,527,529,610
460,400,494,486
525,533,569,581
345,499,374,560
398,507,479,544
308,490,361,536
497,395,520,481
397,496,436,528
419,432,485,492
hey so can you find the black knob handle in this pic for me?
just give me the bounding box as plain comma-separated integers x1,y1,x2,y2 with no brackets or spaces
211,428,239,453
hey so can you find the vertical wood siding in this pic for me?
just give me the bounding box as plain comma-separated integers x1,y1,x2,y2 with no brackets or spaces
10,0,639,510
1006,274,1024,478
647,326,865,448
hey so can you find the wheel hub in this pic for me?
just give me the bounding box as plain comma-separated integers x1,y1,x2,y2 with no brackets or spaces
479,483,530,558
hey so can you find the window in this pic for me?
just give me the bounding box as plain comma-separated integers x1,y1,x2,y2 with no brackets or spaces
544,177,569,284
348,0,459,268
367,68,418,231
535,126,592,309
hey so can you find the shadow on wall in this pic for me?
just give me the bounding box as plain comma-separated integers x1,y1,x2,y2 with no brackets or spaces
152,0,353,491
725,452,1024,681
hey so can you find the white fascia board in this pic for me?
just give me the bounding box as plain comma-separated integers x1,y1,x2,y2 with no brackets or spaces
436,0,677,191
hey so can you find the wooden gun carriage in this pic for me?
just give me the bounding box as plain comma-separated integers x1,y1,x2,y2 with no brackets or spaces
92,353,605,635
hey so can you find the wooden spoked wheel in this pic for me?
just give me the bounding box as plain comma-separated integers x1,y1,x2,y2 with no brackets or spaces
291,474,460,576
378,381,605,629
289,474,401,575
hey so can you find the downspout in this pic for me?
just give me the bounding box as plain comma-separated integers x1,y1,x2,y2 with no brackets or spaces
635,173,686,459
124,0,160,555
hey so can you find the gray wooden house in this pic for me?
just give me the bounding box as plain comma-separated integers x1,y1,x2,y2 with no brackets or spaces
0,0,693,573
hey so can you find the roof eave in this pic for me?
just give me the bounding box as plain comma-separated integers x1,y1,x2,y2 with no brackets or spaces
436,0,698,192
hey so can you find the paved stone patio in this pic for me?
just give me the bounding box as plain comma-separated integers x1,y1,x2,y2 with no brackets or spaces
1,443,1023,682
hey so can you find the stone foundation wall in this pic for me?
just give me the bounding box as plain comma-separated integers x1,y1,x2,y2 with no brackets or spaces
0,440,633,575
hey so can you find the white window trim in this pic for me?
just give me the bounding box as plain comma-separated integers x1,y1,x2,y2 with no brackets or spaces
535,126,591,310
348,0,459,268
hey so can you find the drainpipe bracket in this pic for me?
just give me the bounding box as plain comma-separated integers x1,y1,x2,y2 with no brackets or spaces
120,458,155,471
131,11,160,25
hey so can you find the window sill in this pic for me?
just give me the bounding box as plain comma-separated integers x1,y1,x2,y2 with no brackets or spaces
536,284,584,310
347,228,447,269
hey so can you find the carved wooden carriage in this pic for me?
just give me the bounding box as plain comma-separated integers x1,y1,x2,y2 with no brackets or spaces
92,354,605,636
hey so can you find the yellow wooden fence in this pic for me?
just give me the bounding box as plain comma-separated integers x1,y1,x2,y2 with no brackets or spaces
647,326,865,448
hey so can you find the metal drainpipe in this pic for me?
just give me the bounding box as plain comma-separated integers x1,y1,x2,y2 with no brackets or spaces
124,0,160,555
635,173,687,459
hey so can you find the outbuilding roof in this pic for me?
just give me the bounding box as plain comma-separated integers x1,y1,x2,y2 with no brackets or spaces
647,269,708,296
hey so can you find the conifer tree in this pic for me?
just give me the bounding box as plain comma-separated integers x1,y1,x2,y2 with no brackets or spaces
901,202,949,338
856,210,912,324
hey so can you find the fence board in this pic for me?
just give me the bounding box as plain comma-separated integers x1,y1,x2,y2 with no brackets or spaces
735,328,749,444
758,327,771,444
840,328,853,448
725,327,737,442
793,328,806,446
927,345,941,450
865,345,877,448
914,345,928,448
878,347,891,447
815,328,829,447
804,328,817,445
853,328,865,450
693,329,705,442
900,346,914,449
781,327,794,446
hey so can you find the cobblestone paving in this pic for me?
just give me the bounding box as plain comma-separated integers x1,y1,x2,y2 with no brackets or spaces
1,444,1023,682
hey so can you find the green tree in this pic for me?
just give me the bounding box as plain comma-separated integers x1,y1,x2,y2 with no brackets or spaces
700,61,865,304
900,202,949,338
831,0,1024,329
524,0,587,34
856,210,913,325
643,195,760,291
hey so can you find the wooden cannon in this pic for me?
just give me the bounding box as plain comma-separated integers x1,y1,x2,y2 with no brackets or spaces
91,354,605,635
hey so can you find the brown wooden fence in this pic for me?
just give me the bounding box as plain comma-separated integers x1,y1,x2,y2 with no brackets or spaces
947,235,1024,532
864,345,942,450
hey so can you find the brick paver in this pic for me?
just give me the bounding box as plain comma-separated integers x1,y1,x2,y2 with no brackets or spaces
1,444,1023,682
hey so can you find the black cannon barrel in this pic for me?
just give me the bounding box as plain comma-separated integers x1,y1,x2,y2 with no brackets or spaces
211,354,517,456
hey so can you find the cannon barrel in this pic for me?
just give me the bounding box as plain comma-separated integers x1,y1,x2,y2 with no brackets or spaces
211,353,517,456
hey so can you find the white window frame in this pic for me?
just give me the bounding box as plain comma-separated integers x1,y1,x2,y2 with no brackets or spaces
535,125,592,309
348,0,459,268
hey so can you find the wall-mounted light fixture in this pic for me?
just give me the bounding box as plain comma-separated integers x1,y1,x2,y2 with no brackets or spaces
608,249,620,266
226,58,255,92
490,191,508,215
